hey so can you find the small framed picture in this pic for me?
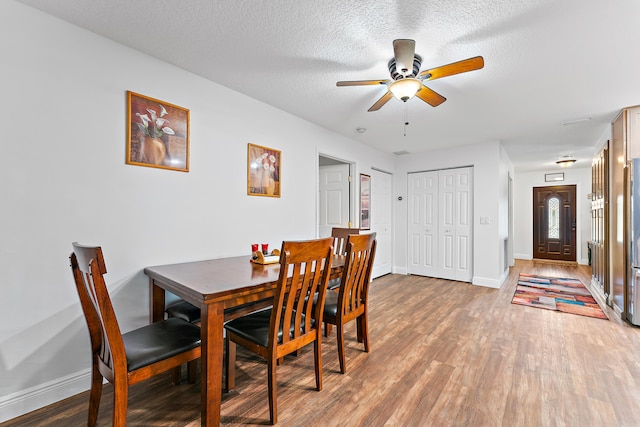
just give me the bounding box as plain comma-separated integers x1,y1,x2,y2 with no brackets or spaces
545,173,564,182
247,143,281,197
360,173,371,230
126,91,189,172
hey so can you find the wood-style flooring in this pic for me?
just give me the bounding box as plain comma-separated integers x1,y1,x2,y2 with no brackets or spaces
6,260,640,426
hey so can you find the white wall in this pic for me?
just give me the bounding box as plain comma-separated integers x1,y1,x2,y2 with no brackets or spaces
513,167,592,264
393,140,513,288
0,1,395,421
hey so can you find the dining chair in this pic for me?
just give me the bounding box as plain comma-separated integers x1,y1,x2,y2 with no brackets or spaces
224,237,334,425
327,227,360,290
330,227,360,255
70,243,202,427
320,233,376,374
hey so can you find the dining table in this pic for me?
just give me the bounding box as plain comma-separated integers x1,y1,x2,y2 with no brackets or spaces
144,253,344,427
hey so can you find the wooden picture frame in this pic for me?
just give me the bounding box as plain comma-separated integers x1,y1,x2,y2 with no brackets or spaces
126,91,189,172
247,143,281,197
360,173,371,230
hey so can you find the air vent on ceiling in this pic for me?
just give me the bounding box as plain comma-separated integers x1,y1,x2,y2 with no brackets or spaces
393,150,410,155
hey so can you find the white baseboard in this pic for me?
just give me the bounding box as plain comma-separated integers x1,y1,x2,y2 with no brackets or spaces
0,369,90,423
395,267,506,288
472,272,507,289
393,266,407,275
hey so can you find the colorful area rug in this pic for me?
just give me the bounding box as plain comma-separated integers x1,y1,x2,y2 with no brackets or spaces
512,273,608,319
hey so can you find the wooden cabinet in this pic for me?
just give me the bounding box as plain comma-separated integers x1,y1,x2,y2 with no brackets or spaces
591,143,608,297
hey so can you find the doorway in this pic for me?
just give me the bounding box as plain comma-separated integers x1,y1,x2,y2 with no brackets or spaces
318,155,353,237
532,185,577,261
318,157,394,278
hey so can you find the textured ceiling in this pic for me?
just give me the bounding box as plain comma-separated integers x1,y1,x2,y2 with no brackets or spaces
17,0,640,171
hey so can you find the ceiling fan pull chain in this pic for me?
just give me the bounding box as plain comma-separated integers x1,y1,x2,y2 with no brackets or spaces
404,104,409,137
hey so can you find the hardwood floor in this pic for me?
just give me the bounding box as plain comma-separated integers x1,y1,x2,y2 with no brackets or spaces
6,260,640,426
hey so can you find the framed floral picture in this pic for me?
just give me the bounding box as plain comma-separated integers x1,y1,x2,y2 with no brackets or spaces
248,143,281,197
360,173,371,230
126,91,190,172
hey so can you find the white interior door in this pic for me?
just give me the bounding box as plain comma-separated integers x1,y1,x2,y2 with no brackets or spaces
370,169,392,278
319,164,350,237
438,167,473,281
439,170,456,280
408,171,439,277
408,167,473,282
454,168,473,282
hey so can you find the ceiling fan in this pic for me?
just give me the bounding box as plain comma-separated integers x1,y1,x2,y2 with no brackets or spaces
337,39,484,112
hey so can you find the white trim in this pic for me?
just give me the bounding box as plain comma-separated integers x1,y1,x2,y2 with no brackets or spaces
0,368,91,423
472,272,507,289
514,253,532,260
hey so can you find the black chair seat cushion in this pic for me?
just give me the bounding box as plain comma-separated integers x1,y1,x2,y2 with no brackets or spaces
166,300,201,323
322,290,339,319
166,299,274,323
327,278,341,290
123,317,201,371
224,308,313,348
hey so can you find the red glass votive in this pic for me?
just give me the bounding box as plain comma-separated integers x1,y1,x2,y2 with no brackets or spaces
251,244,259,253
261,243,269,254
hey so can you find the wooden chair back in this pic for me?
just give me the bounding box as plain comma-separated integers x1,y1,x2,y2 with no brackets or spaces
270,237,334,357
70,243,126,380
338,233,377,323
331,227,360,255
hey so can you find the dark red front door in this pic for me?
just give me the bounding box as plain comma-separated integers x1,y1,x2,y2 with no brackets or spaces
533,185,577,261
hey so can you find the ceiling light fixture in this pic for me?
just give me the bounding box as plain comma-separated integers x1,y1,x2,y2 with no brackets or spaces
556,156,577,167
389,78,422,102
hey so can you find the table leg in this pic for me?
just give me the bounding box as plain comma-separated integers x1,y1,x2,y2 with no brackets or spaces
200,302,224,426
150,278,166,323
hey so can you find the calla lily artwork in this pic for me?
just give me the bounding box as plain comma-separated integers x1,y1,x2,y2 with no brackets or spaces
126,91,190,172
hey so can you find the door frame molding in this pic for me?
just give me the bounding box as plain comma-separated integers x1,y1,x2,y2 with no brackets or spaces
317,153,356,236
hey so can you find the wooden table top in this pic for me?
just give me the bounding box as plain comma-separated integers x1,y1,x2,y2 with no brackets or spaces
144,254,344,305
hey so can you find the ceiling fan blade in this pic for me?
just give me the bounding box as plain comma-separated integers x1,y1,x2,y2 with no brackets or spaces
393,39,416,76
416,85,446,107
368,91,393,112
337,79,388,86
419,56,484,81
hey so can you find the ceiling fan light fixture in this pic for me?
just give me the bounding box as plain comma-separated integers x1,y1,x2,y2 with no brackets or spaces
389,78,422,102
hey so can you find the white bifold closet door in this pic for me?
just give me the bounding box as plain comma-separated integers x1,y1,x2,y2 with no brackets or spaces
408,167,473,282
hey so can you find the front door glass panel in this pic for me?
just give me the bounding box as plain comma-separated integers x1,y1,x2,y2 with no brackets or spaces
548,197,560,238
